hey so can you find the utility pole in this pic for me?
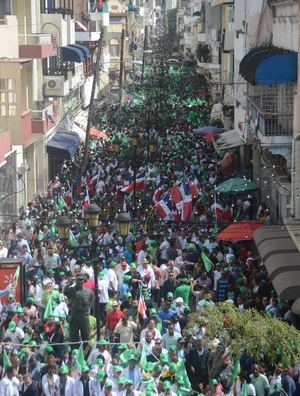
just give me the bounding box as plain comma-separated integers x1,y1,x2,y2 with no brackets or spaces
119,28,125,105
81,28,104,174
141,25,148,86
132,31,135,96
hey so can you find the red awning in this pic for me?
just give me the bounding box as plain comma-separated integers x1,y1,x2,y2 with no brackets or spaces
90,128,108,139
218,221,264,241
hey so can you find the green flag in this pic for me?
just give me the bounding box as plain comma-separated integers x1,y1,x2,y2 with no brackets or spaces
55,196,67,211
3,349,12,368
201,251,213,272
140,345,147,369
68,230,78,247
76,343,85,370
44,297,53,319
177,361,191,389
213,223,219,237
230,360,241,384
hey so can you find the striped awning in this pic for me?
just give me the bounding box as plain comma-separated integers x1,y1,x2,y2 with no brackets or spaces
253,225,300,300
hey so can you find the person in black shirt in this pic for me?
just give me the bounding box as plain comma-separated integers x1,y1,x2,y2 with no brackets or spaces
127,263,142,299
161,271,177,300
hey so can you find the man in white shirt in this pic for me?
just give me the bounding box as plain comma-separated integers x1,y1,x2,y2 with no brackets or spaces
0,366,19,396
4,321,24,345
98,272,109,324
115,257,130,285
162,324,181,351
159,238,170,263
106,261,118,293
0,240,8,258
137,259,155,290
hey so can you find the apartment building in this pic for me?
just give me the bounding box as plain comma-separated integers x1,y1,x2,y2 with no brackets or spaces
0,0,149,224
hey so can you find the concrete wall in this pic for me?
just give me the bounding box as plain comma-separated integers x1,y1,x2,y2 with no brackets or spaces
0,15,19,58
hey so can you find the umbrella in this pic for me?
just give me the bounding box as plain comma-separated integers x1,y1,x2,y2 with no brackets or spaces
203,133,218,142
193,126,224,136
90,128,108,140
217,221,263,241
215,178,258,194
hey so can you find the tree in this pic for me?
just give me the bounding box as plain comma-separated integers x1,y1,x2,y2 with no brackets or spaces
187,303,300,372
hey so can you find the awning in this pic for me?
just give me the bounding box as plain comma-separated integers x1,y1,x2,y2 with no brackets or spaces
75,21,88,32
253,225,300,300
239,45,297,85
69,44,91,59
216,129,244,150
211,0,227,5
47,131,80,160
62,45,84,63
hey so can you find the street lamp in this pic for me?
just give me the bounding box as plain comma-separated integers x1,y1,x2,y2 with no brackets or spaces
85,202,101,341
85,203,101,228
56,215,73,240
149,140,158,154
112,138,121,153
131,132,139,147
116,212,131,236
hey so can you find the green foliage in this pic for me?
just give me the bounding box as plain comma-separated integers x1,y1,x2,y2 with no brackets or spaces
188,303,300,366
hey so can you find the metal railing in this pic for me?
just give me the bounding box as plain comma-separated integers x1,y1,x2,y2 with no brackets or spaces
18,33,57,47
32,102,54,121
247,95,293,136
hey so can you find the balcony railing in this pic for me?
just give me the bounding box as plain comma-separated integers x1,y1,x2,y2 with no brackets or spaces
32,102,56,134
247,95,293,136
19,33,56,47
40,0,73,17
19,33,57,58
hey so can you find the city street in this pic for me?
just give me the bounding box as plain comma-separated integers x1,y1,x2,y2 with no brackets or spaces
0,0,300,395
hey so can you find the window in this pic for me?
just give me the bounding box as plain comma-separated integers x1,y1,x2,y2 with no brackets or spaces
109,39,119,57
0,78,17,117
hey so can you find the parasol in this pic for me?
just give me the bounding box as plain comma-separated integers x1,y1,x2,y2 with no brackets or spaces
217,221,264,241
215,178,258,194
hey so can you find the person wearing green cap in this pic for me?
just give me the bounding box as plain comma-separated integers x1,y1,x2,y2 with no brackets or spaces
87,339,109,365
116,375,127,393
127,263,142,299
122,352,142,388
174,278,191,306
73,362,98,395
54,365,75,396
5,320,24,345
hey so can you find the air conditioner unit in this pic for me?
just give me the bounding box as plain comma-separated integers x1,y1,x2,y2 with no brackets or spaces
44,76,69,97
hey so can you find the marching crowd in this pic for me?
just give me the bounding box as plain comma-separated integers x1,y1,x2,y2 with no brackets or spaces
0,60,297,396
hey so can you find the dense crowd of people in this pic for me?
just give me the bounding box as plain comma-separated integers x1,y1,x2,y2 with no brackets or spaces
0,55,297,396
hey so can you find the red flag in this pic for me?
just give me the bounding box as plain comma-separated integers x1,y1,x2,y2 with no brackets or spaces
64,187,73,208
138,294,147,318
75,177,83,196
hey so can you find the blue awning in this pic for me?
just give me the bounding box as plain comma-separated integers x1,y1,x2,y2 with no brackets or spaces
239,45,297,85
47,131,80,160
62,45,84,63
70,43,91,59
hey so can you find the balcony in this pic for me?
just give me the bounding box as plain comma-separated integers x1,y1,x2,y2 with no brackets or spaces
19,33,57,59
247,85,293,145
75,31,101,42
68,63,84,89
41,13,75,47
21,110,33,146
32,102,57,134
0,126,11,165
40,0,73,17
